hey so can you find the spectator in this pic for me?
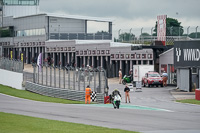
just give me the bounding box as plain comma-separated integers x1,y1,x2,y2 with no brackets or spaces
162,71,168,87
119,69,122,84
124,85,130,103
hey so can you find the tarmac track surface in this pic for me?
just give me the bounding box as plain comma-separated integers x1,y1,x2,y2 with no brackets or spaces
1,84,200,133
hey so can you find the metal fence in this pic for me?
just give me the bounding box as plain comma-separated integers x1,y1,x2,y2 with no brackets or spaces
0,57,23,73
24,64,109,94
25,81,104,103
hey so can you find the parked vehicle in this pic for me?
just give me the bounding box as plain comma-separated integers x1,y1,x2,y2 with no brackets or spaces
133,65,154,87
122,75,132,85
142,71,163,87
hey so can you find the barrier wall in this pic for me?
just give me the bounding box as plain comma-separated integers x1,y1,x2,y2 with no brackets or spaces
25,81,104,103
0,69,23,89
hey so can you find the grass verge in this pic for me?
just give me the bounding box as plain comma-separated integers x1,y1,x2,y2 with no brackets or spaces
0,112,139,133
0,84,84,104
176,99,200,105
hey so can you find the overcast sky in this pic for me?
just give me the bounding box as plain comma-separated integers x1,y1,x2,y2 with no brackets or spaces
40,0,200,37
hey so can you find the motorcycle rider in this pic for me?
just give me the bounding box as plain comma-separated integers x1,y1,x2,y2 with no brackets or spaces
110,89,121,109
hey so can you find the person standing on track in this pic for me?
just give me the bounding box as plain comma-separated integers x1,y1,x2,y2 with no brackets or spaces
119,69,122,84
162,71,168,87
124,85,130,103
85,85,92,104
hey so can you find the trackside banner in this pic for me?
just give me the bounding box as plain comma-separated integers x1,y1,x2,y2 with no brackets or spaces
174,41,200,68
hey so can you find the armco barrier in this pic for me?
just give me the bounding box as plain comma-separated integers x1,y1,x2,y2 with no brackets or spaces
25,81,104,103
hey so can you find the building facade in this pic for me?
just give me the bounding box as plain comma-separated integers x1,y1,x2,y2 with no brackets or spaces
0,0,154,78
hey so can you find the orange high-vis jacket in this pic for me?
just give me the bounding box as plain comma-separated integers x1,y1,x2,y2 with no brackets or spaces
85,87,92,95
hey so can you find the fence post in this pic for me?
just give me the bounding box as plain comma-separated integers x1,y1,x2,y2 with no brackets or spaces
83,69,85,91
63,67,65,89
54,66,56,88
94,70,96,92
42,65,43,85
50,66,52,87
73,68,75,90
33,64,36,83
68,68,70,89
59,66,61,88
78,70,80,91
98,68,101,93
37,65,39,84
46,65,48,86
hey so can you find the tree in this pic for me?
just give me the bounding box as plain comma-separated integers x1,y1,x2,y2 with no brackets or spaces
140,32,151,39
189,32,200,38
119,32,135,42
153,17,184,36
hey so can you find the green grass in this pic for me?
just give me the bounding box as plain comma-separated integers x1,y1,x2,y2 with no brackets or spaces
0,112,139,133
176,99,200,105
0,84,84,104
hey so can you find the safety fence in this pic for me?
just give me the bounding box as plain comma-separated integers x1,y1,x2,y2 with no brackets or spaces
0,57,23,73
25,81,104,103
24,64,108,93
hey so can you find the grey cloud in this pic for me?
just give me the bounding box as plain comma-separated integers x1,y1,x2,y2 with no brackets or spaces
40,0,200,20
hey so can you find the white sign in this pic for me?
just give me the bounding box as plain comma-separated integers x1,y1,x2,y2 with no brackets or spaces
136,81,142,89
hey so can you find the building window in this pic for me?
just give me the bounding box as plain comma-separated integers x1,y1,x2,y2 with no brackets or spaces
126,54,130,59
76,51,79,55
138,60,141,65
111,54,114,58
68,47,71,51
116,54,119,59
149,60,153,65
84,50,87,55
101,50,105,54
72,47,75,51
131,54,135,59
106,50,110,54
80,51,83,55
161,64,167,73
16,28,45,37
88,50,91,55
92,50,96,54
192,68,197,74
148,54,152,59
97,50,100,54
121,54,124,59
142,54,146,59
143,60,147,64
136,54,140,59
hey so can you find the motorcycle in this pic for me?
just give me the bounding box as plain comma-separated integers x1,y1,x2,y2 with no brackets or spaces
122,75,132,85
113,94,121,109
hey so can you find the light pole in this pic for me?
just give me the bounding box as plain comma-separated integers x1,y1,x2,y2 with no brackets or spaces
129,28,132,43
196,26,199,38
58,25,60,40
179,27,181,39
118,29,121,42
151,27,154,42
141,27,143,43
187,26,190,37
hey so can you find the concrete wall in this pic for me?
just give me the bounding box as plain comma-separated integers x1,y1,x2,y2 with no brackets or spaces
0,69,23,90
